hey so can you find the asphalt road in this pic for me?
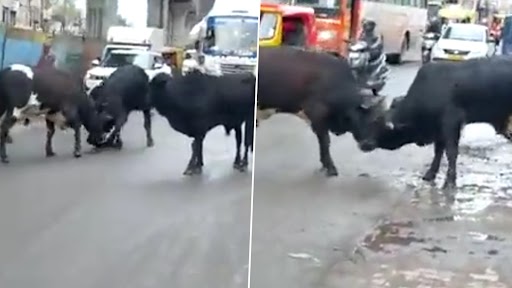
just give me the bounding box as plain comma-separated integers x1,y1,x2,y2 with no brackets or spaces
251,62,512,287
0,115,251,288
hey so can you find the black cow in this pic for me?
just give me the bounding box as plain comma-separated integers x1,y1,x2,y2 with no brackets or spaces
0,65,105,163
375,56,512,189
88,64,153,149
149,70,255,175
257,46,388,177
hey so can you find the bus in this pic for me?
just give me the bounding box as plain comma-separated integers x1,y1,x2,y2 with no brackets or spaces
294,0,428,64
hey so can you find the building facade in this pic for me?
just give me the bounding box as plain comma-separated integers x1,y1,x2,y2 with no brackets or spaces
86,0,117,39
147,0,214,47
0,0,43,29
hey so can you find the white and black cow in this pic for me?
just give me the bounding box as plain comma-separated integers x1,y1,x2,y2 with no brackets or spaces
0,64,105,163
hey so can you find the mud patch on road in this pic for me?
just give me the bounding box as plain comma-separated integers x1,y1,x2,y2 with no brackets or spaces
362,221,425,253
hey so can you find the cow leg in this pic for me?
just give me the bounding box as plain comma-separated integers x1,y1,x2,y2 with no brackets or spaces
72,122,82,158
233,126,243,171
196,136,205,169
442,120,462,190
183,135,205,175
45,119,56,157
110,112,128,149
241,132,250,172
57,107,82,158
422,140,445,182
143,109,154,147
314,127,337,177
5,132,12,144
0,110,15,163
184,140,197,175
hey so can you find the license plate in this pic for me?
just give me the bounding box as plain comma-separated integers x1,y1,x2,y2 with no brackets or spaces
447,54,463,61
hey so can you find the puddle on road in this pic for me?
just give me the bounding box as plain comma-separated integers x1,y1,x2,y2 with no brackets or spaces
366,266,509,288
360,125,512,259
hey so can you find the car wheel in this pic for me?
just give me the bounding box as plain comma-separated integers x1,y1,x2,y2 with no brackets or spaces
388,38,407,65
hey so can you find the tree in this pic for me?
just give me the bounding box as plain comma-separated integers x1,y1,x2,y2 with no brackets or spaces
49,0,82,31
115,15,130,26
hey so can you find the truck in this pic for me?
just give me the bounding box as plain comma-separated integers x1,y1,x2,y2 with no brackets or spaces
84,26,170,91
187,0,259,75
92,26,166,66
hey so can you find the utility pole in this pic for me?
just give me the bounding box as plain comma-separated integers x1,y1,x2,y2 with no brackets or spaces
40,0,44,31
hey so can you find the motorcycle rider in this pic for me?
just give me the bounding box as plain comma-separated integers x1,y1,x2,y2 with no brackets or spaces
351,19,388,95
358,19,383,64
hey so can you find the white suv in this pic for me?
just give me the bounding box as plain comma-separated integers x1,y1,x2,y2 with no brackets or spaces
84,49,172,91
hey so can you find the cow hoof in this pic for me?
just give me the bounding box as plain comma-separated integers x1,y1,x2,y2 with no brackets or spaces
233,161,242,170
73,152,82,158
422,172,436,182
325,168,338,177
6,135,13,144
183,167,195,176
113,142,123,150
184,168,202,176
1,157,9,164
46,151,56,157
234,163,247,172
442,181,456,191
194,166,203,175
147,139,155,147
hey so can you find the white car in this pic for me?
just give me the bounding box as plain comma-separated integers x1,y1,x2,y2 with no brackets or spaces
84,49,172,91
431,23,496,62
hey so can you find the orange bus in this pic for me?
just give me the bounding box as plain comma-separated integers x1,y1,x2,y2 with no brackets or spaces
294,0,428,64
291,0,363,57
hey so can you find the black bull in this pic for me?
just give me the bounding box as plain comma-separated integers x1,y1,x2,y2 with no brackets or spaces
257,47,389,177
376,57,512,189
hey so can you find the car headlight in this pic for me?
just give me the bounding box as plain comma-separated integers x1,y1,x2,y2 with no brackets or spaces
318,30,336,41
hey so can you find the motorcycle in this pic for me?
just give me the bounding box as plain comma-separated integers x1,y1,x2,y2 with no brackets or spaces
348,37,390,96
421,32,440,64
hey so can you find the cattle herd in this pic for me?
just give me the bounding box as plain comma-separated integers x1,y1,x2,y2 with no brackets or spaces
257,46,512,189
1,46,511,188
0,63,255,175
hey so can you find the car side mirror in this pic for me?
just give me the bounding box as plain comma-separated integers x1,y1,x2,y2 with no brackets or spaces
91,59,100,66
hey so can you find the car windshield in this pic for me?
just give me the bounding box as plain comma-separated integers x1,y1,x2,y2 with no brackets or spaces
442,25,485,42
204,16,258,56
260,12,277,40
101,52,153,69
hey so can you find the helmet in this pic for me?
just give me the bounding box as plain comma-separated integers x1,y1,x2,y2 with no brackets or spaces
362,19,376,33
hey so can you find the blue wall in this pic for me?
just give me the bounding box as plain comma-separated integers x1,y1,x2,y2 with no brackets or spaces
0,25,46,69
2,37,43,67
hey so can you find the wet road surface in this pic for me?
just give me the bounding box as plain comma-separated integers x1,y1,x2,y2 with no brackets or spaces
0,115,251,288
326,124,512,287
251,62,512,287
